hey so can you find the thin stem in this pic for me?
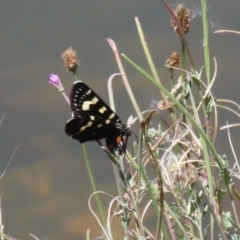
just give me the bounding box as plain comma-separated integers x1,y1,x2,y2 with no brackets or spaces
107,73,129,239
135,17,166,101
70,71,106,226
82,144,106,226
107,38,143,122
201,0,211,85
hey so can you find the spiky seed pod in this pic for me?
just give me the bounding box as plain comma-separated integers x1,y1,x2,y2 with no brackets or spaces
165,52,180,68
171,4,191,35
61,47,79,72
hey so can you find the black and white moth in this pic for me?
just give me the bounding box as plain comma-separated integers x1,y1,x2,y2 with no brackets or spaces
65,80,130,151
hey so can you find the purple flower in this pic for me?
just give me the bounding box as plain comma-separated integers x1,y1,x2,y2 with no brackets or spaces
48,74,64,92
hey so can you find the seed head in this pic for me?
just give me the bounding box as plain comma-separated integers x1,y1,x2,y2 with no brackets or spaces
171,4,191,35
165,52,180,68
61,47,79,72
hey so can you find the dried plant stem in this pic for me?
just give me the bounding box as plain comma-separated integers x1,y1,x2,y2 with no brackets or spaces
107,38,143,122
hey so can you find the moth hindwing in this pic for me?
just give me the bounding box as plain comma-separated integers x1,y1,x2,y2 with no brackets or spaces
65,80,130,151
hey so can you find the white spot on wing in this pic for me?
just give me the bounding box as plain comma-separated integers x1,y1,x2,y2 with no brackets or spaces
99,106,107,114
92,97,99,104
86,89,91,95
80,121,93,132
82,101,91,110
108,113,115,119
82,98,99,111
106,119,110,124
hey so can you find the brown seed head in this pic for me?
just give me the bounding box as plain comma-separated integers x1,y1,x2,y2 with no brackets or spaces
171,4,191,35
165,52,180,68
61,47,79,72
